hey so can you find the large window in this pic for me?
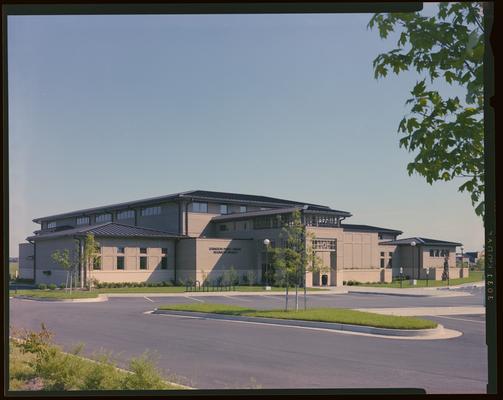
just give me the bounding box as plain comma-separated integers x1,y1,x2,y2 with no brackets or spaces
47,221,56,229
117,210,135,220
140,248,147,254
160,257,168,269
96,213,112,223
220,204,229,214
240,206,247,213
76,216,90,225
117,247,125,254
117,256,125,270
140,257,147,270
140,206,161,217
192,202,208,213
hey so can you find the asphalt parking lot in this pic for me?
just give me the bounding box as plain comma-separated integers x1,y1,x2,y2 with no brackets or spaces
9,290,487,393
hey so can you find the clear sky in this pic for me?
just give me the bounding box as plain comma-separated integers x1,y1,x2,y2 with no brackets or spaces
8,6,484,256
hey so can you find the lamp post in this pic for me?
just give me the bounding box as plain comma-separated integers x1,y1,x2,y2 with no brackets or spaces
426,268,429,287
399,267,403,288
461,246,464,270
410,241,417,284
263,239,271,290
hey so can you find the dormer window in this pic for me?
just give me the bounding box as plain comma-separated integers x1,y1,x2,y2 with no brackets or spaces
220,204,229,215
192,202,208,213
77,216,90,225
240,206,247,213
47,221,56,229
96,213,112,223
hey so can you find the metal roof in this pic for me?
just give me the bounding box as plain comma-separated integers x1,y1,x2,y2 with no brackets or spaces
27,223,183,241
341,224,403,235
33,189,347,223
379,237,462,247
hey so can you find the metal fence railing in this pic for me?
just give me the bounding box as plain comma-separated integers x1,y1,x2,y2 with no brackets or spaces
185,280,235,292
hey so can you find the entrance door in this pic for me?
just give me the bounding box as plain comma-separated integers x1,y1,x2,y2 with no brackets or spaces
321,274,328,286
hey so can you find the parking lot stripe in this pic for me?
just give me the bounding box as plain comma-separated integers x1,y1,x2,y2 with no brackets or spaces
222,295,252,302
143,296,154,302
184,296,205,303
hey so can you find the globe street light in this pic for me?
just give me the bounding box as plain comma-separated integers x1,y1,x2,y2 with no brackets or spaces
263,239,271,290
410,241,417,283
399,266,403,288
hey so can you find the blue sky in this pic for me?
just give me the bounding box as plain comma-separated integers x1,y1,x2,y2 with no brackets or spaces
8,7,484,256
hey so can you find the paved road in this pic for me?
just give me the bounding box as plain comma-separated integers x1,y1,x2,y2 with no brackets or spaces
9,291,487,393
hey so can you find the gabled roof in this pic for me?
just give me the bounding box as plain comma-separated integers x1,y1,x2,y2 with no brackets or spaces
27,223,183,241
33,189,349,223
379,237,462,247
341,224,402,235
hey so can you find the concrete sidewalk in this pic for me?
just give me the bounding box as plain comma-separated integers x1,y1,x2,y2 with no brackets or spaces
355,306,485,316
340,286,475,297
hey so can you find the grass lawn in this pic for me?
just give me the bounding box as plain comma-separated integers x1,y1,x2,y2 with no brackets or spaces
9,339,182,390
10,290,100,299
157,303,438,330
356,270,484,288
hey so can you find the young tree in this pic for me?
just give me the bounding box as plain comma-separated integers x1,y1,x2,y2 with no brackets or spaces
82,233,101,290
51,245,79,292
368,3,485,216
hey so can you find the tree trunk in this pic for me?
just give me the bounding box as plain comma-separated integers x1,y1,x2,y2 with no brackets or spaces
65,271,69,291
69,272,73,294
295,284,299,311
285,274,289,311
303,274,307,310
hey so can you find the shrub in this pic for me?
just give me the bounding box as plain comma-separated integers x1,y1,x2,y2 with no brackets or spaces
48,284,57,290
343,280,347,285
122,352,168,390
59,283,66,289
37,283,47,290
246,270,256,286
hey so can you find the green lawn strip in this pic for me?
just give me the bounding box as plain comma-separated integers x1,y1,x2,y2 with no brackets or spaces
10,290,99,299
9,339,182,390
356,271,484,288
157,304,437,330
93,286,327,294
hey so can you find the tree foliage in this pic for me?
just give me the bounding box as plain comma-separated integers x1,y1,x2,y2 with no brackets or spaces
368,2,484,216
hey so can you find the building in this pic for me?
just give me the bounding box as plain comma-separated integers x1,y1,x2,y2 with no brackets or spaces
18,190,467,287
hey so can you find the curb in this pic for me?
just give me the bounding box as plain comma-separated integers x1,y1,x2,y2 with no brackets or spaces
152,309,444,338
347,290,431,298
105,290,338,298
14,294,109,303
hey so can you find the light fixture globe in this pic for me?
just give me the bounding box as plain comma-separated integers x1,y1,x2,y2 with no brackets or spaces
410,240,417,247
263,238,270,246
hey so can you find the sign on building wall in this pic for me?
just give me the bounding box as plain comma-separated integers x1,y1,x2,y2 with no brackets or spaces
209,247,242,254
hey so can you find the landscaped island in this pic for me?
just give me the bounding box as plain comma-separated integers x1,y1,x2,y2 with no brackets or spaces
156,304,438,330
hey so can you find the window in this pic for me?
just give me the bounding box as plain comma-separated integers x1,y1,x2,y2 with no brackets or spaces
435,249,440,257
140,248,147,254
160,257,168,269
47,221,56,229
380,252,385,257
260,207,268,211
117,210,135,220
161,248,167,255
243,222,247,230
219,224,228,232
240,206,247,213
220,204,228,214
389,252,393,257
430,250,435,257
380,258,385,268
140,257,147,270
378,234,383,240
388,259,392,268
117,256,125,270
77,216,90,225
117,247,125,254
440,250,445,257
96,213,112,223
444,250,449,256
93,257,101,270
192,202,208,213
140,206,161,217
